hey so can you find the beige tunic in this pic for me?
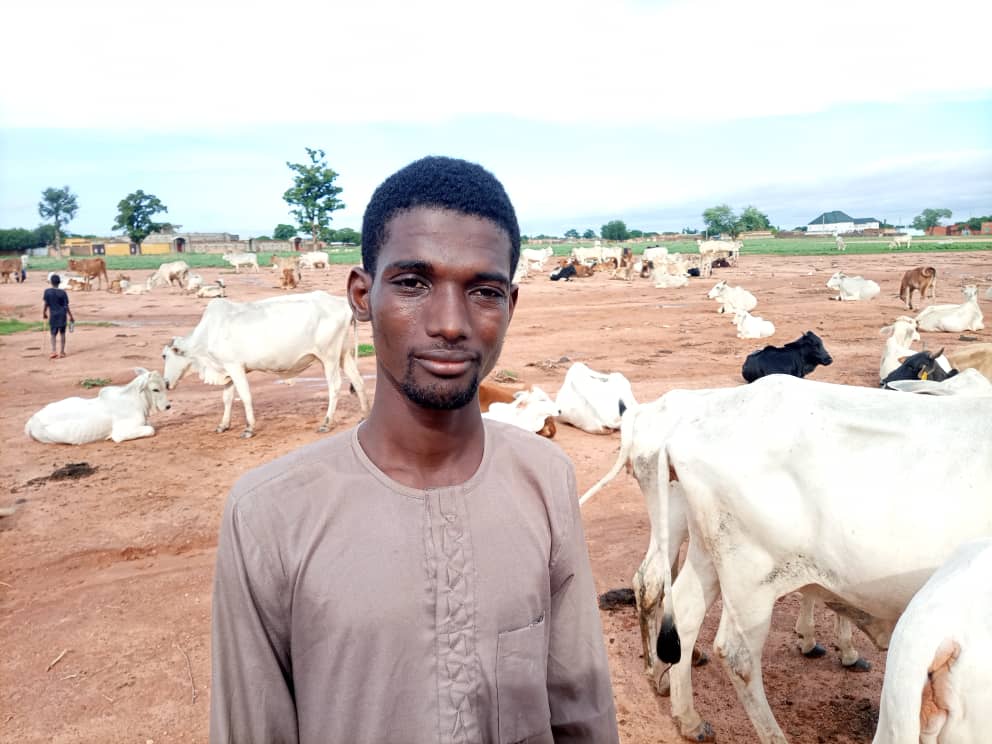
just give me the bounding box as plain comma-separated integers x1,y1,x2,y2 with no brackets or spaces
210,420,619,744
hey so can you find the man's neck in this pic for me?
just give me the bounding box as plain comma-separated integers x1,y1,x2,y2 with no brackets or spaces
357,396,486,490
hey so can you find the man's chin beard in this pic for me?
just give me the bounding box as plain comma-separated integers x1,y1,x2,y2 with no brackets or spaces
401,374,480,411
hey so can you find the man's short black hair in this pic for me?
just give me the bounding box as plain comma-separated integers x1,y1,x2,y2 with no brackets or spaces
50,274,61,286
361,156,520,278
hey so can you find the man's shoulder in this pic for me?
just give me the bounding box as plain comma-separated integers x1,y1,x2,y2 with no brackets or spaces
485,420,573,474
228,427,357,512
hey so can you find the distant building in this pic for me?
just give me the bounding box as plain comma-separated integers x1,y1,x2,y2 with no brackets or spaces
807,211,880,235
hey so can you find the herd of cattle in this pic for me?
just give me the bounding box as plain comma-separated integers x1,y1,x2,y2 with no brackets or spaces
12,245,992,742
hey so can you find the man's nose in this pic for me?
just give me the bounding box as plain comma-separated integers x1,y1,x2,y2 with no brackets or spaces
424,284,469,342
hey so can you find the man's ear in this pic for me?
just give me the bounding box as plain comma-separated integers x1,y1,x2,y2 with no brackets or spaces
347,266,373,322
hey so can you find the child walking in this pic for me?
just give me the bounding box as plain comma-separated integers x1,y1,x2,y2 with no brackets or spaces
43,274,74,358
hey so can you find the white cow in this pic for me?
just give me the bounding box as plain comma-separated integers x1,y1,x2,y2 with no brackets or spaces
521,246,553,268
298,251,329,270
879,316,921,382
652,271,689,289
555,362,637,434
826,271,881,301
629,375,992,743
195,279,226,298
707,280,758,314
185,273,204,294
696,239,741,275
161,291,368,437
642,246,669,263
915,285,983,333
571,245,603,264
222,252,260,273
835,235,846,251
873,539,992,744
579,390,864,695
481,386,561,434
888,234,912,249
145,260,190,291
732,309,775,339
24,369,171,444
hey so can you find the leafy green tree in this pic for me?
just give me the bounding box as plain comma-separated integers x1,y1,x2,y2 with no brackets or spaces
628,229,643,238
964,215,992,231
273,223,298,241
601,220,629,241
737,205,771,232
33,224,60,246
702,204,738,237
564,228,579,239
332,227,361,245
0,228,37,252
682,226,699,235
911,208,952,231
38,186,79,256
582,228,596,239
283,148,345,244
112,190,169,246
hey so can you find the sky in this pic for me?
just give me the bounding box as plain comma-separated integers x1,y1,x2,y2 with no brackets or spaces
1,0,990,239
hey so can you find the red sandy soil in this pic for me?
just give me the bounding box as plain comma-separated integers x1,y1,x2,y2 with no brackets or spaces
2,251,990,743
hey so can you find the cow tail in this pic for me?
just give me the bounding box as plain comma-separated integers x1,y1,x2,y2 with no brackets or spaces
656,450,682,664
579,402,636,506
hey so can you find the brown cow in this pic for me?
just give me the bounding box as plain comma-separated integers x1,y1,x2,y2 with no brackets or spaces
280,267,298,289
0,257,18,283
478,380,556,438
67,258,110,290
899,266,937,310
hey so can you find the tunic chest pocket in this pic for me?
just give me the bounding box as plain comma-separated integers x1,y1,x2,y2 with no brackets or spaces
496,613,551,744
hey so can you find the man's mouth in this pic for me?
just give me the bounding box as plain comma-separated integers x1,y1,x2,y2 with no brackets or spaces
413,350,478,377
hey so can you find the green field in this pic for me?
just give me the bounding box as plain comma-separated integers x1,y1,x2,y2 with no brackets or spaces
0,318,45,335
24,248,362,272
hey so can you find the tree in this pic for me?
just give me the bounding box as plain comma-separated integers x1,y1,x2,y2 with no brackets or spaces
737,205,771,232
273,223,298,241
682,226,699,235
332,227,362,245
601,220,629,241
112,190,169,246
0,228,36,252
564,228,579,239
283,148,345,244
38,186,79,256
964,215,992,231
702,204,738,237
911,208,952,231
582,228,596,239
628,229,643,239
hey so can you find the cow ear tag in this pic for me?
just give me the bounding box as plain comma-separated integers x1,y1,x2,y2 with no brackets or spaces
920,370,928,380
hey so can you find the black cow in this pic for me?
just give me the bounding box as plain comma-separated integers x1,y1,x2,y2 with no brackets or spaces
881,349,957,388
741,331,833,383
550,263,577,281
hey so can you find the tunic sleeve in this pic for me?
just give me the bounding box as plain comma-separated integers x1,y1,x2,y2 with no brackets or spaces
210,493,299,744
546,467,620,744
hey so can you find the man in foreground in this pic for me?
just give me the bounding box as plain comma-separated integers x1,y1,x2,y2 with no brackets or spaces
210,156,619,743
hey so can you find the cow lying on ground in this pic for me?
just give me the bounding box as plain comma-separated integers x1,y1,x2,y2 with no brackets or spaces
878,316,920,382
732,309,775,339
880,349,955,387
915,285,983,333
885,367,992,396
555,362,637,433
549,263,577,281
108,273,130,293
707,280,757,314
628,375,992,743
146,260,189,291
899,266,936,310
162,291,368,437
221,252,259,273
946,342,992,381
873,539,992,744
67,277,91,291
826,271,881,301
741,331,832,382
479,382,558,438
195,279,226,298
24,368,171,444
67,257,110,290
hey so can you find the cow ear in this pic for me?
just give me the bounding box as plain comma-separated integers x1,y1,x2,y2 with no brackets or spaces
896,355,908,364
133,367,149,381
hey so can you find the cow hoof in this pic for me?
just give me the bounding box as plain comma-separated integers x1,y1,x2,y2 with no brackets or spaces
691,648,709,667
215,426,229,434
803,643,828,659
650,666,671,697
680,721,715,742
843,657,871,673
241,430,254,439
317,424,330,433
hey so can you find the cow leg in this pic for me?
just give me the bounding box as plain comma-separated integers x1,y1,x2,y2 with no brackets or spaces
318,357,342,433
224,368,256,437
795,594,826,658
713,588,788,744
666,537,720,742
339,350,369,418
835,614,869,670
217,382,236,433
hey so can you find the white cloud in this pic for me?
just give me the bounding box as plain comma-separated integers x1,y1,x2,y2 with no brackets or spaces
2,0,989,129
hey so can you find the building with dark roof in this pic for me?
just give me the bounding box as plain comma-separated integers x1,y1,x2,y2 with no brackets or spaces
808,211,880,234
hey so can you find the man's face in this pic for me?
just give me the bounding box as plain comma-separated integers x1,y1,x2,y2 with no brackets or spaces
351,207,517,411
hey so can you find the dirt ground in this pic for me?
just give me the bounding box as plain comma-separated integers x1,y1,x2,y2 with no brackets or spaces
2,251,990,743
